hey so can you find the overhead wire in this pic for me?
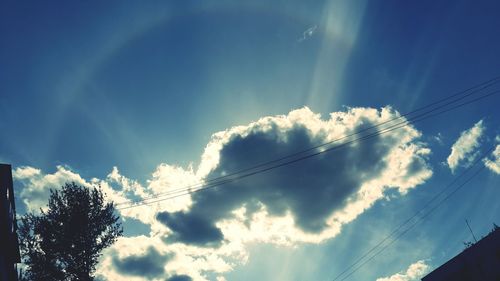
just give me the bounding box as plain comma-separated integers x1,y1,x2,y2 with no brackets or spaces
116,75,500,207
117,79,500,209
331,145,495,281
115,76,500,207
118,92,496,209
117,89,500,209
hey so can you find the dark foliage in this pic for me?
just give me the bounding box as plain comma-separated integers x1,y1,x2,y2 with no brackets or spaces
18,182,123,281
463,223,499,250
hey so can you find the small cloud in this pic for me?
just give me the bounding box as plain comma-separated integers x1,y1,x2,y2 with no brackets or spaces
298,25,318,42
430,133,444,145
12,166,41,179
483,143,500,174
375,260,429,281
446,120,485,172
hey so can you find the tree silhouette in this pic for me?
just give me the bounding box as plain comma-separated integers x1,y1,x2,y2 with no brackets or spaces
18,182,123,281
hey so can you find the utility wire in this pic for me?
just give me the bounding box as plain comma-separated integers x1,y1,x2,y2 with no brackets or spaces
117,88,499,209
117,88,499,210
115,75,500,207
331,146,495,281
116,76,500,207
336,165,487,281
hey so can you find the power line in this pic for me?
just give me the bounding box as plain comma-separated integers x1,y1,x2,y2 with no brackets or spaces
116,76,500,207
329,150,489,281
115,75,500,207
337,165,487,281
331,146,495,281
117,86,500,209
117,87,499,210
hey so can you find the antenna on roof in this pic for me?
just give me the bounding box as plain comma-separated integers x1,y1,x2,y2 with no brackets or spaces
465,219,478,243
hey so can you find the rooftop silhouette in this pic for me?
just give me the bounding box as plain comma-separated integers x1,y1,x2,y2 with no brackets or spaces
422,226,500,281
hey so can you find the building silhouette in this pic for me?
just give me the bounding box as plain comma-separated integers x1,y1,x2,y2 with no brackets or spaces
422,227,500,281
0,164,20,281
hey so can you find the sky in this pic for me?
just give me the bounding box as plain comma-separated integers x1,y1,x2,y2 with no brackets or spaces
1,0,500,280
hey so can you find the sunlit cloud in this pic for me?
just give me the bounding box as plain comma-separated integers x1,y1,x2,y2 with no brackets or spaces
446,120,485,172
483,141,500,174
375,260,429,281
159,106,431,246
14,106,432,280
13,165,89,212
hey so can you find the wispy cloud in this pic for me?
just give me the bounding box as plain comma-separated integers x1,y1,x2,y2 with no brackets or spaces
483,140,500,174
446,120,485,172
298,25,318,42
375,260,429,281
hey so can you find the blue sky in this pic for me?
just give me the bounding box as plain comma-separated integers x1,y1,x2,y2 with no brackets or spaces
2,1,500,280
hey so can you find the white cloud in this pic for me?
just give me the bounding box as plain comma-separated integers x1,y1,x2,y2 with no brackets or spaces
446,120,485,172
375,260,429,281
14,107,433,281
107,166,150,199
12,166,41,179
430,133,444,145
483,143,500,174
13,165,90,212
157,106,432,247
147,164,196,212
